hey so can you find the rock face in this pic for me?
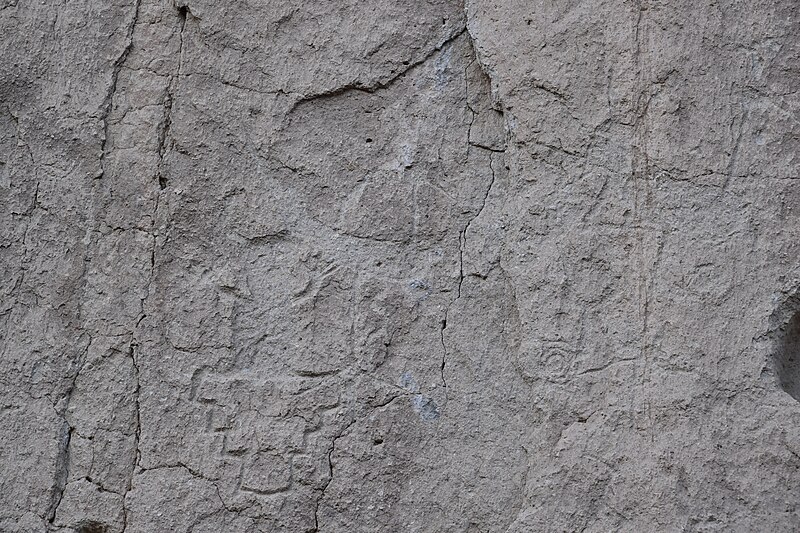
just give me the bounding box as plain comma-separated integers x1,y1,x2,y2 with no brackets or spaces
2,0,800,531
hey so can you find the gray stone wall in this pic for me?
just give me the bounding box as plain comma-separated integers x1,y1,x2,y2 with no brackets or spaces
1,0,799,531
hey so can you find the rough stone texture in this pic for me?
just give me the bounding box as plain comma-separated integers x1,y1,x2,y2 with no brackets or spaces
1,0,800,531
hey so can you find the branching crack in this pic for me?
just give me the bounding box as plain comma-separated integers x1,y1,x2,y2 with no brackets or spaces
288,27,468,113
438,151,497,396
434,15,510,405
119,341,142,533
458,151,497,296
120,6,191,532
46,336,91,524
97,0,141,180
312,419,357,532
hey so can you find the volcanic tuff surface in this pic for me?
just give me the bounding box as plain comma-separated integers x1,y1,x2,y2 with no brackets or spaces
2,0,800,531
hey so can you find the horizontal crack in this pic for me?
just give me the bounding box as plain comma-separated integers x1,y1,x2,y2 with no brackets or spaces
288,27,468,113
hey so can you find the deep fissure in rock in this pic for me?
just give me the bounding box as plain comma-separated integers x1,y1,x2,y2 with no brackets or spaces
776,311,800,401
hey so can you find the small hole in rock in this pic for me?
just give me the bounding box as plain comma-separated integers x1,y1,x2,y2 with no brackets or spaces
373,437,384,445
776,311,800,401
365,138,373,144
78,522,107,533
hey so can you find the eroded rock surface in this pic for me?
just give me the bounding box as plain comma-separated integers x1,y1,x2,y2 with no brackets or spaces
2,0,800,531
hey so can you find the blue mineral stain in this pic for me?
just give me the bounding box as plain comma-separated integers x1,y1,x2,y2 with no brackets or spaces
408,278,432,301
399,371,419,393
399,371,440,421
412,394,440,421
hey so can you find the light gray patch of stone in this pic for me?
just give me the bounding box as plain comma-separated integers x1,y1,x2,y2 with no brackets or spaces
399,371,440,421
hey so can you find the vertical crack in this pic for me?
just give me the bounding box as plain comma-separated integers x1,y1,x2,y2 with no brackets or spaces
455,150,496,297
439,314,449,398
97,0,141,181
121,6,188,531
46,423,72,524
46,337,91,524
121,342,142,532
441,150,496,393
156,4,188,190
437,18,508,400
312,420,356,532
630,0,658,437
634,1,650,352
